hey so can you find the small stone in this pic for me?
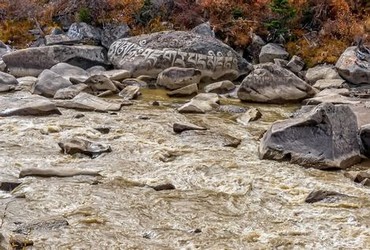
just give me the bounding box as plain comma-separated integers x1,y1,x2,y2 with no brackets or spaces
58,138,112,158
173,122,207,133
237,108,262,125
73,113,85,119
305,190,346,203
94,127,110,134
152,101,160,106
9,235,34,249
151,183,176,191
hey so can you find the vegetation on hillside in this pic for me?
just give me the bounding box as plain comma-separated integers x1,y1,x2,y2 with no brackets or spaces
0,0,369,66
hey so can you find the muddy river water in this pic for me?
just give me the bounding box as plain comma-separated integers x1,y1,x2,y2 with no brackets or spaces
1,90,370,249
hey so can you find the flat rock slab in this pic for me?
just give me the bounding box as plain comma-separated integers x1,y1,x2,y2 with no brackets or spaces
313,79,346,90
0,95,61,117
54,92,122,112
2,45,110,77
259,103,361,169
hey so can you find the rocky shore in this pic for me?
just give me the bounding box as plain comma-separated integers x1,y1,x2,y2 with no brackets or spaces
1,22,370,248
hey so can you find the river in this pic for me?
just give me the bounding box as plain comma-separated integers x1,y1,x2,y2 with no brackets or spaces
1,90,370,249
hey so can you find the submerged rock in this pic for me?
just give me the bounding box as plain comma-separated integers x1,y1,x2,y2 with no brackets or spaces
58,138,112,158
0,95,61,117
259,103,361,169
305,190,347,203
173,122,207,133
108,30,252,79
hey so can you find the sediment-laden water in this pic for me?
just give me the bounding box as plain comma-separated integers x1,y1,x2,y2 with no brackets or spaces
1,90,370,249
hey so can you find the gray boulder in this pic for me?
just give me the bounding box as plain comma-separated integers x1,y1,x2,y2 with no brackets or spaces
245,33,265,64
259,43,289,63
118,85,141,100
67,22,101,45
204,80,235,94
305,64,341,84
237,63,316,103
33,69,72,97
0,94,61,117
108,30,252,80
54,83,88,99
2,45,110,77
45,34,80,46
50,63,89,82
313,79,346,90
16,76,37,92
358,125,370,158
0,60,6,72
336,46,370,84
0,71,18,86
157,67,201,90
259,103,361,169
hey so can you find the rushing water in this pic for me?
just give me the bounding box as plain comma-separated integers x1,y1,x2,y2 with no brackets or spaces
1,90,370,249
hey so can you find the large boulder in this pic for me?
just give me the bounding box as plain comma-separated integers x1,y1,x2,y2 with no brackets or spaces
336,46,370,84
33,69,72,97
0,94,61,117
259,103,361,169
50,63,89,82
2,45,110,77
237,63,316,103
259,43,289,64
108,30,252,80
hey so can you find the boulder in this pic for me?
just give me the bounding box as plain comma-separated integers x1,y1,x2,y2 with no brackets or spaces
33,69,72,97
2,45,110,77
313,79,346,90
0,95,61,117
108,30,252,79
67,22,101,45
204,80,235,94
54,92,122,112
101,24,130,49
157,67,202,90
237,63,316,103
336,46,370,84
86,65,106,75
178,93,219,113
103,69,131,81
54,83,88,99
82,75,118,93
0,85,14,92
121,78,148,88
259,103,361,169
0,71,18,86
305,64,341,84
167,83,198,97
287,55,305,74
191,22,215,37
50,63,89,82
259,43,289,63
0,60,6,72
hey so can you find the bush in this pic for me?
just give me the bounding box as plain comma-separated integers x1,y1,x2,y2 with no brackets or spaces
78,7,92,24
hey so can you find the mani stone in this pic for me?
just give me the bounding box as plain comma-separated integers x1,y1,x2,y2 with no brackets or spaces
108,30,252,80
237,63,316,103
2,45,110,77
259,103,361,169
